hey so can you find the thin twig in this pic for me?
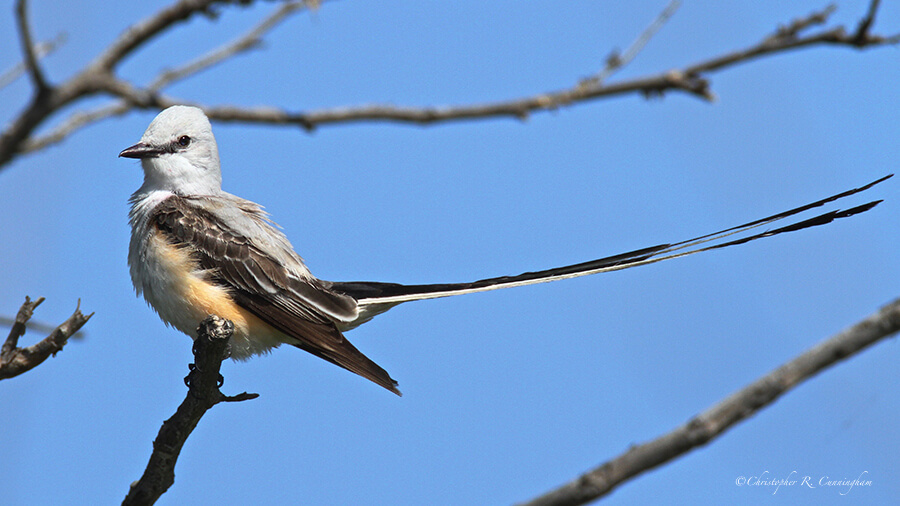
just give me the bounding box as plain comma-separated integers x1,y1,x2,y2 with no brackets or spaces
515,298,900,506
0,32,67,90
0,315,86,339
0,0,301,168
766,3,836,43
92,0,230,73
682,3,896,77
21,102,134,153
129,3,900,129
14,0,49,92
0,296,93,380
22,0,899,153
92,0,325,73
19,1,310,154
1,296,43,360
4,2,900,168
581,0,682,88
855,0,880,42
150,1,307,91
122,315,258,506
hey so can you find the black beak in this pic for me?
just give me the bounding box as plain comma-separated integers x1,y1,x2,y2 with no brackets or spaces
119,142,161,159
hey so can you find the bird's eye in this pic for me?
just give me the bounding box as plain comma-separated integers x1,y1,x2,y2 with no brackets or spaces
177,135,191,147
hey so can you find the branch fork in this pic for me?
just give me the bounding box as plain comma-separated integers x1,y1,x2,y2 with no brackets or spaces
0,296,92,381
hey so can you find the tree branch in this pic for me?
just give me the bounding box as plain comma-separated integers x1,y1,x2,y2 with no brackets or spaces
766,3,837,42
20,1,309,154
0,315,85,339
14,0,49,93
20,102,135,153
122,315,258,506
684,3,899,76
3,2,898,168
117,2,900,130
0,296,93,380
150,1,306,91
853,0,883,45
90,0,269,74
0,0,310,168
0,32,66,90
515,297,900,506
581,0,682,88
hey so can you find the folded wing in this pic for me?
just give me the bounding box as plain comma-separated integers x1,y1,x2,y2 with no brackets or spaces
150,195,401,395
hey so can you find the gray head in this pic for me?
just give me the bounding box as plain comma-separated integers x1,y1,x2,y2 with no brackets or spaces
120,105,222,195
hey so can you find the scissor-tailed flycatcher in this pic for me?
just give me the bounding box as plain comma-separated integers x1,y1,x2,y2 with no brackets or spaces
120,106,889,396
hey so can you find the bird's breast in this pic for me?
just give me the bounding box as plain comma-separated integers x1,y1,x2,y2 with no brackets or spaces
130,228,284,358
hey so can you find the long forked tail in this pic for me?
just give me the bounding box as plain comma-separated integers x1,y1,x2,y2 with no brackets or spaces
332,175,891,309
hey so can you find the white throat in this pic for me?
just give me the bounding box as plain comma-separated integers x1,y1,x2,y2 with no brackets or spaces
138,154,222,196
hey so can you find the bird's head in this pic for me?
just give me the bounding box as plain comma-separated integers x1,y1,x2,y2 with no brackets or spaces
120,105,222,195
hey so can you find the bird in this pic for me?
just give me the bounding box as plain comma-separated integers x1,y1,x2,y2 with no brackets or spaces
120,105,889,396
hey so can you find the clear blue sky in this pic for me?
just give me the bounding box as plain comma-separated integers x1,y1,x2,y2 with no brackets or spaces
1,1,897,505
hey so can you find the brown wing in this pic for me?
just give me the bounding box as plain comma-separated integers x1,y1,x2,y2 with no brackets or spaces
150,195,401,395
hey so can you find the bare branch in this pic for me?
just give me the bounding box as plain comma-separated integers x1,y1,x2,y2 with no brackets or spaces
690,2,900,78
92,0,239,73
150,1,307,91
515,298,900,506
14,0,49,93
766,3,837,42
16,1,311,155
91,0,319,74
581,0,682,87
854,0,881,43
3,2,899,169
20,101,133,153
0,0,280,167
0,32,66,90
0,296,93,380
122,315,258,506
1,296,43,359
141,2,900,130
0,314,86,339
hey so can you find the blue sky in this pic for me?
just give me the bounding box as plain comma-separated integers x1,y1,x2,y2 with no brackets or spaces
1,1,898,505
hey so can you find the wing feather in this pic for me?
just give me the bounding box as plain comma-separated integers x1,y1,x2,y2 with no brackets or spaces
149,195,400,395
